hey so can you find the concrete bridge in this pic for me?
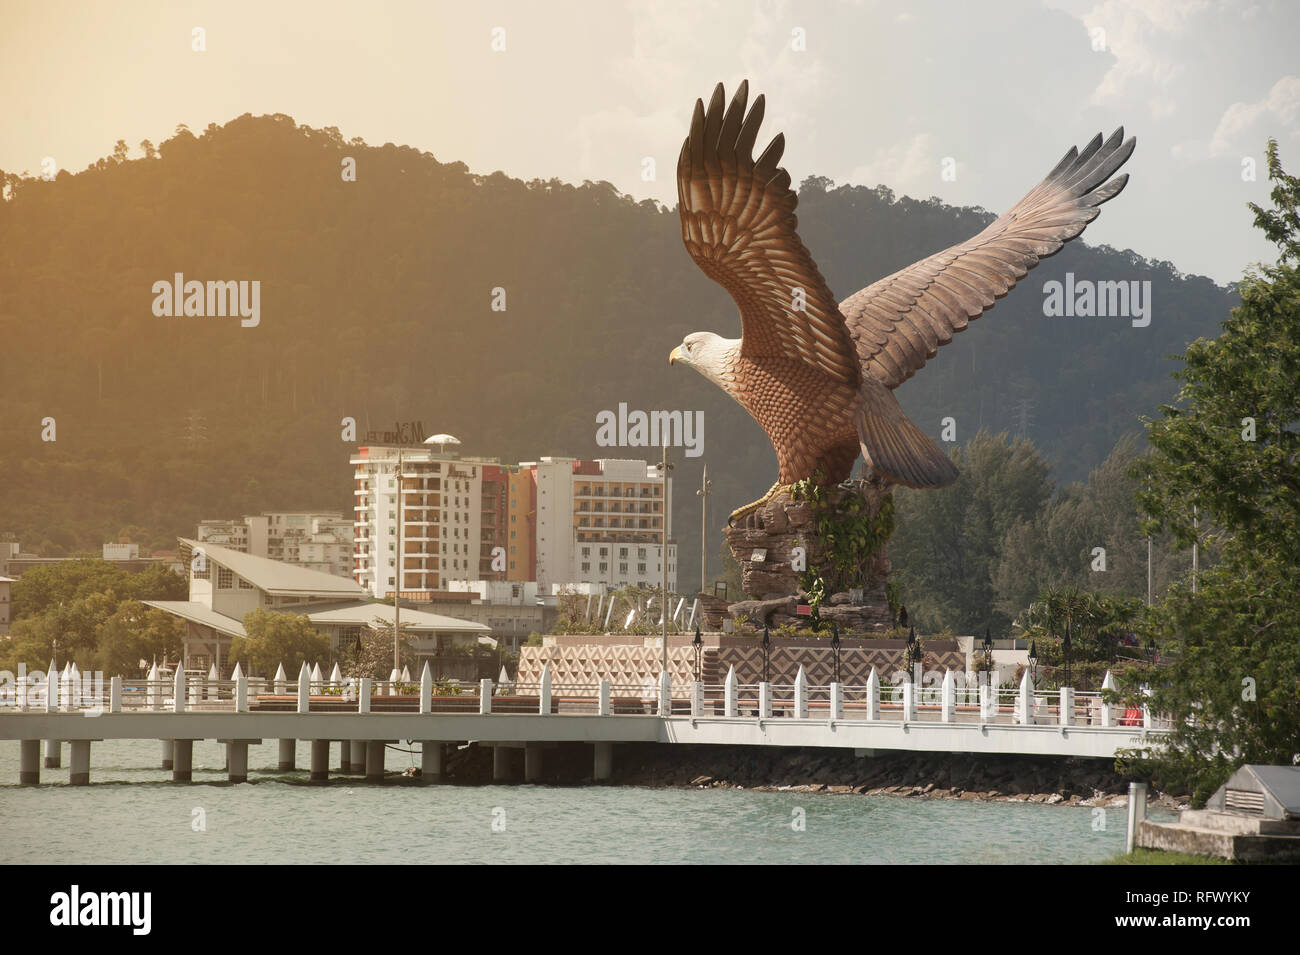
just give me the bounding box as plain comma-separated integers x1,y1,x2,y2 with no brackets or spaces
0,663,1168,786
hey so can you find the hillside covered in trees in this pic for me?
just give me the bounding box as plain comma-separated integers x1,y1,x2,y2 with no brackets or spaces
0,114,1237,593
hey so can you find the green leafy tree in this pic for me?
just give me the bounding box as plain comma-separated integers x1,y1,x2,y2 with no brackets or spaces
228,608,330,676
93,601,185,677
891,431,1053,635
1122,141,1300,802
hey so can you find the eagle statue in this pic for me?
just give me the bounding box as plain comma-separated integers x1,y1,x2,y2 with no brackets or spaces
669,81,1136,523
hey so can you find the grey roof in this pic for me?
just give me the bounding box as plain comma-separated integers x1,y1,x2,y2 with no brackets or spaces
143,600,248,638
1244,765,1300,815
180,538,365,598
303,601,492,634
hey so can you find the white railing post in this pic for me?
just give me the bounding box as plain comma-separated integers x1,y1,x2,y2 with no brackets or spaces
1101,671,1117,727
1017,669,1034,725
329,663,343,690
1060,686,1075,726
902,680,916,722
233,663,248,713
658,671,671,716
419,662,433,714
598,679,611,716
979,676,995,722
47,659,61,713
173,667,186,714
274,663,287,695
297,663,311,713
359,677,372,714
479,679,493,714
146,662,160,710
758,682,772,719
829,682,843,721
1141,683,1152,730
109,676,122,714
941,670,955,723
793,666,808,719
539,666,552,715
206,663,217,701
691,681,704,717
724,666,738,718
865,667,880,721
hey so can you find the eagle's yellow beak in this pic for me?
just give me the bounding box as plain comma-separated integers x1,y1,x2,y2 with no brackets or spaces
669,345,684,366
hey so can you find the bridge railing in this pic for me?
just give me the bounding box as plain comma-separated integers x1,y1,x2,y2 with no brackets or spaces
1,667,1170,732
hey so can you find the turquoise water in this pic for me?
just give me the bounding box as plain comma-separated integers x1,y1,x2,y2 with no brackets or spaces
0,739,1150,864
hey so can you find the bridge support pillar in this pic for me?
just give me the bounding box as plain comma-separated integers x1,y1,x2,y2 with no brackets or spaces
492,745,513,782
524,742,543,782
161,739,174,770
44,739,61,768
172,739,194,782
338,740,351,773
420,741,444,782
69,740,91,786
350,740,366,774
310,739,330,782
226,741,250,783
365,741,385,780
278,738,296,771
593,742,613,782
20,739,40,784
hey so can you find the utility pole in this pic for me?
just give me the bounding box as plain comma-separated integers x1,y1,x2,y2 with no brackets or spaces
394,447,402,672
696,464,712,595
1146,536,1153,607
1191,506,1199,595
657,443,673,678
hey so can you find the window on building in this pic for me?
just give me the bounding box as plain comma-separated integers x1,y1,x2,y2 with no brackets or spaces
638,563,646,574
238,577,254,590
619,563,628,574
599,563,608,573
217,567,233,589
581,562,590,573
619,547,628,558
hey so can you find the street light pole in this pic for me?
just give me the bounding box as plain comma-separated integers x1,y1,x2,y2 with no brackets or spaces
658,442,673,678
394,446,402,673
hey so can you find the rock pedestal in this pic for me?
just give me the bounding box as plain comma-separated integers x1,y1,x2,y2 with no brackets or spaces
720,476,895,632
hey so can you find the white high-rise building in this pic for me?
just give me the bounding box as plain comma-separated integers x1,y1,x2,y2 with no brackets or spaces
351,446,496,599
530,457,676,594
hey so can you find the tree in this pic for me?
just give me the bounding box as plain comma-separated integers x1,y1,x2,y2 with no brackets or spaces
228,608,330,676
93,601,184,677
890,431,1053,634
343,618,413,680
1122,141,1300,802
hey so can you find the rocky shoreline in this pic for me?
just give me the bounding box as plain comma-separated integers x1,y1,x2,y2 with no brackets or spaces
430,742,1187,810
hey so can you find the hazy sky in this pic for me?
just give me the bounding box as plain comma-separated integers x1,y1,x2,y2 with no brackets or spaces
4,0,1297,284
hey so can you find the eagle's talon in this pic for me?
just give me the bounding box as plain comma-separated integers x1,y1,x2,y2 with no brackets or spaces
727,482,793,527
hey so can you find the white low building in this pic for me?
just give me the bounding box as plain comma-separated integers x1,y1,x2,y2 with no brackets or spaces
145,539,492,676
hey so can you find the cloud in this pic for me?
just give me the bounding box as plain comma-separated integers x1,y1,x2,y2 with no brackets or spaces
844,133,940,195
1208,74,1300,156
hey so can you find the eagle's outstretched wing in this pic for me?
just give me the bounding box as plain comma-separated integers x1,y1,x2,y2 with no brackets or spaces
677,81,859,387
841,129,1136,389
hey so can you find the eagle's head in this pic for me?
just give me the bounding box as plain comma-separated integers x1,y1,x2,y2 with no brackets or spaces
669,331,741,397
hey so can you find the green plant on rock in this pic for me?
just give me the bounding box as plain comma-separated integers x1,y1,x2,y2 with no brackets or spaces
791,470,895,616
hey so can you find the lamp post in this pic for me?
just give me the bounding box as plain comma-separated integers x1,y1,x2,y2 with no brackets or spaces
906,626,921,683
1062,629,1072,687
696,465,711,595
692,627,703,682
982,628,993,672
831,621,841,685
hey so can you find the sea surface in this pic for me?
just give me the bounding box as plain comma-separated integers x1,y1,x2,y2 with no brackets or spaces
0,738,1164,864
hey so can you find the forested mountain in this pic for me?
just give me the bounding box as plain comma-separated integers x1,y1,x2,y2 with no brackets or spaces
0,114,1237,591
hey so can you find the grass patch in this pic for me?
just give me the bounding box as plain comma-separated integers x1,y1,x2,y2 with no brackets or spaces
1099,848,1232,865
